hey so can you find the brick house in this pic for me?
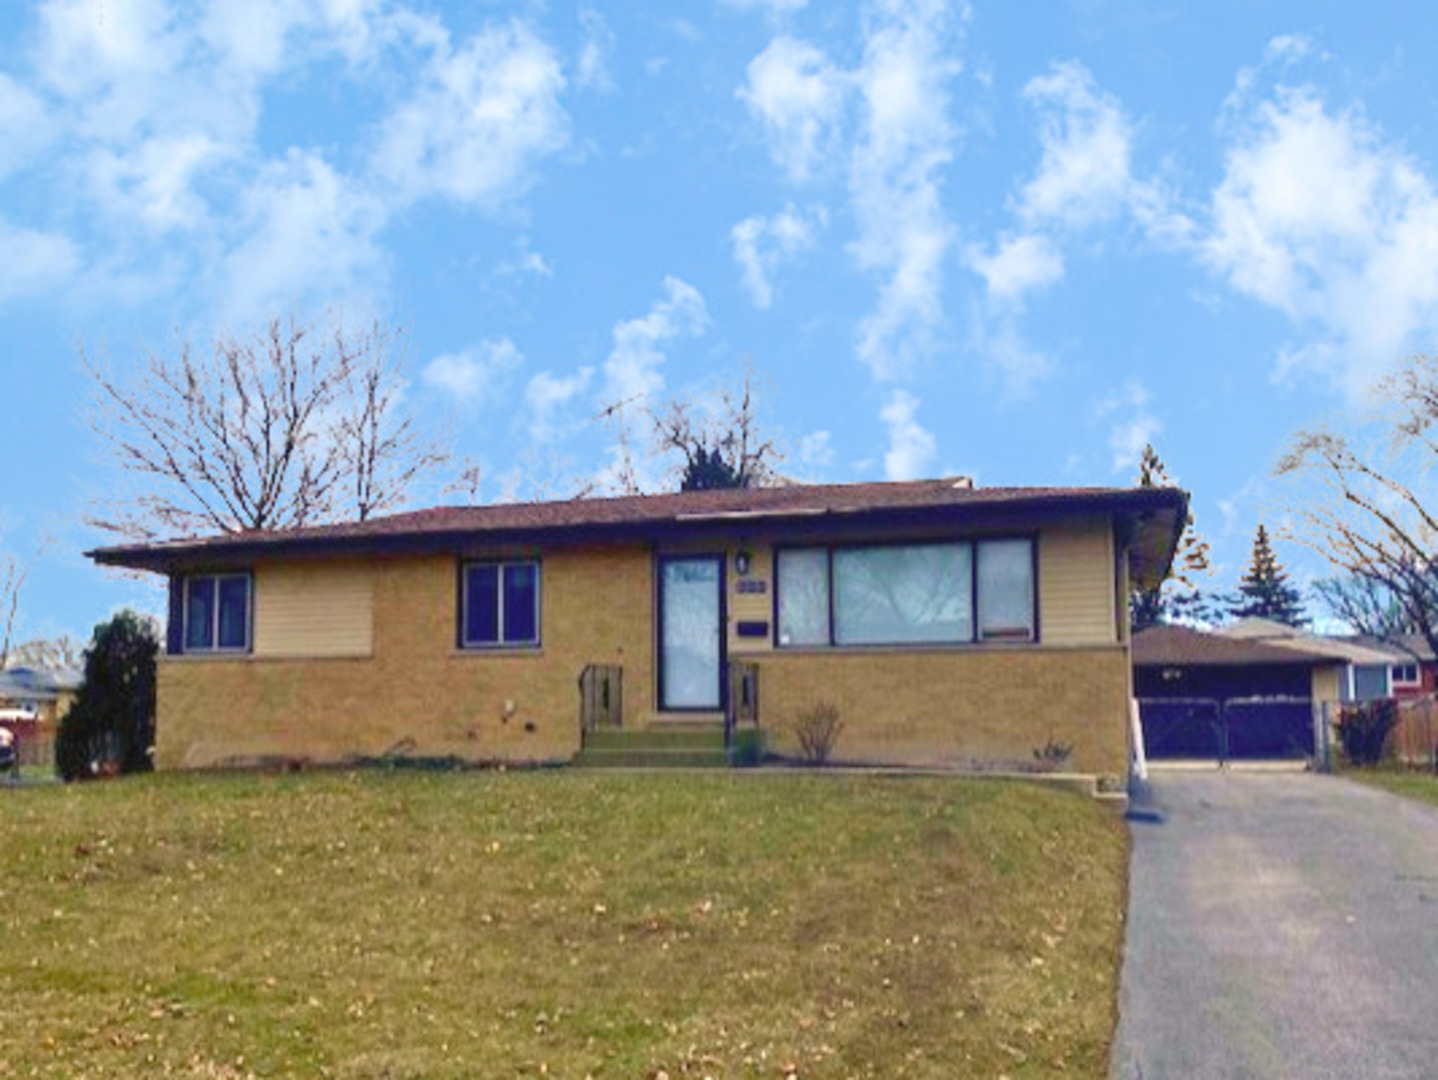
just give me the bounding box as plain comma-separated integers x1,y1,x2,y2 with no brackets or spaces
88,477,1186,777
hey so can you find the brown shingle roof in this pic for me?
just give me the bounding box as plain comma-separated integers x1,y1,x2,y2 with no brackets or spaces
1133,624,1339,668
88,477,1188,578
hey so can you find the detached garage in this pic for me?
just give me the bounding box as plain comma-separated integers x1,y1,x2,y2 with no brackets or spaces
1133,625,1342,762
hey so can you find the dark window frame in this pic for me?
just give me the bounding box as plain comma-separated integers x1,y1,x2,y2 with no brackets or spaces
773,535,1039,649
182,571,253,654
458,558,543,650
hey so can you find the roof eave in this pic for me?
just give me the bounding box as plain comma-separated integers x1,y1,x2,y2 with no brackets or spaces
88,487,1191,575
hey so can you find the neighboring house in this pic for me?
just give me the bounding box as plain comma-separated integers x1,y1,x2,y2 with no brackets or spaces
1132,624,1342,760
1217,617,1399,702
0,665,82,725
1341,633,1437,701
87,477,1187,776
0,664,83,770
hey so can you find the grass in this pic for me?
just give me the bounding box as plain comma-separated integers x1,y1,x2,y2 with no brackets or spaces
1343,765,1438,809
0,770,1128,1079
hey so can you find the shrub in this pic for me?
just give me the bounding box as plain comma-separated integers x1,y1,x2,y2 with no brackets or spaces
1032,737,1074,772
728,727,766,768
792,701,843,766
56,610,158,781
1334,699,1399,767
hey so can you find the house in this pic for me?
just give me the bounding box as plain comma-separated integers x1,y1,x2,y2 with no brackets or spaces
87,477,1187,776
0,665,82,725
1132,624,1343,760
1216,617,1399,702
1340,633,1437,701
0,664,83,769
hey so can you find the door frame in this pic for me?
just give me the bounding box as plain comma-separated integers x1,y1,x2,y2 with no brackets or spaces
655,552,728,713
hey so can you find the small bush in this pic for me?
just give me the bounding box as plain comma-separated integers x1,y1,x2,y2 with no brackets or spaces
1335,699,1399,767
1032,737,1074,772
728,727,765,768
792,701,843,766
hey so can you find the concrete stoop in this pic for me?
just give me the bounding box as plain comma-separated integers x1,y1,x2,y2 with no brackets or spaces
574,725,729,769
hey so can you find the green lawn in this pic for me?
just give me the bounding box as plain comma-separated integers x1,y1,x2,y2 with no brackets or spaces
0,771,1127,1079
1343,767,1438,809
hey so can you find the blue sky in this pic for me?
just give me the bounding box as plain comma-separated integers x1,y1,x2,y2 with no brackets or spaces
3,0,1437,644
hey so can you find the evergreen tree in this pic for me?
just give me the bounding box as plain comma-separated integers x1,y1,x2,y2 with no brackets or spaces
1129,444,1213,630
56,610,158,780
1228,524,1307,625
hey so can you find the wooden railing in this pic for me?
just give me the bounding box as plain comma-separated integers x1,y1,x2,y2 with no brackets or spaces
725,660,760,750
579,664,623,735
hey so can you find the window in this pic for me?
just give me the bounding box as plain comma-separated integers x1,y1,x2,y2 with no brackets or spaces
183,573,251,652
977,539,1036,641
834,543,972,645
1393,663,1420,686
776,538,1035,647
776,548,829,646
462,561,540,648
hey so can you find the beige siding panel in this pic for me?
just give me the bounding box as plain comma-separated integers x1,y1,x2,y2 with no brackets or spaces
1040,517,1117,646
728,543,774,655
254,562,374,658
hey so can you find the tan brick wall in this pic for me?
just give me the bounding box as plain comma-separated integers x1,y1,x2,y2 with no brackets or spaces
754,645,1131,775
157,545,655,769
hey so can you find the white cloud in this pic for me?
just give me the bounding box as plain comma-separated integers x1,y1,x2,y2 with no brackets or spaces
0,218,81,301
88,134,229,231
980,322,1053,397
1019,61,1138,229
965,232,1064,307
524,367,593,442
849,0,964,380
372,20,569,210
0,74,53,179
731,203,825,308
880,389,936,480
737,35,846,182
724,0,809,13
600,276,709,406
423,337,524,405
1205,77,1438,390
220,150,386,320
798,429,834,468
575,7,615,93
1095,381,1160,474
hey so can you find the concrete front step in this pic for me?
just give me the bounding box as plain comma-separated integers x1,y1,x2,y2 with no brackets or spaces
583,726,725,751
577,724,729,768
572,747,731,769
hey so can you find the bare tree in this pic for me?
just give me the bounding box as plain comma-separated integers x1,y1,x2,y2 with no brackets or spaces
334,322,448,522
0,537,47,670
1278,353,1438,657
595,365,787,495
85,315,447,540
1313,575,1418,639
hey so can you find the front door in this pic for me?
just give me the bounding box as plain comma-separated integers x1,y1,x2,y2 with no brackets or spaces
658,555,725,711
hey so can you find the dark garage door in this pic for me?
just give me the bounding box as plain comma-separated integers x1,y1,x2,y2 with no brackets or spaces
1139,696,1315,761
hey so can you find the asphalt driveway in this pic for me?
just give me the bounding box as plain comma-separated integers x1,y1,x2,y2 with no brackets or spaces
1112,770,1438,1079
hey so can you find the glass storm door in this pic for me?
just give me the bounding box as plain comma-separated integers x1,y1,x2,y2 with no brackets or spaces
659,556,724,710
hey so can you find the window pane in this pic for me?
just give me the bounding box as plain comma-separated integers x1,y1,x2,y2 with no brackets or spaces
465,565,499,644
978,540,1034,641
217,576,250,649
834,543,972,645
777,548,830,646
185,577,215,650
503,563,539,644
661,558,721,708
